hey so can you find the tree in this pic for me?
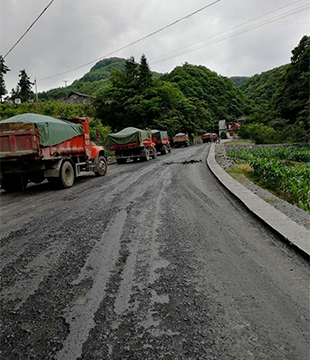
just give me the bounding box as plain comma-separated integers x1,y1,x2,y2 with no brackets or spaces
273,36,310,125
138,54,153,89
18,69,34,102
0,55,10,102
10,86,20,101
124,56,138,89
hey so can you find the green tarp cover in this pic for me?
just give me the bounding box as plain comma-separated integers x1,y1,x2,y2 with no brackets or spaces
107,127,151,145
151,129,168,139
0,113,84,147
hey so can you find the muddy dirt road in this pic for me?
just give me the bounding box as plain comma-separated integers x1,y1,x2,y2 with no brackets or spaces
1,144,309,360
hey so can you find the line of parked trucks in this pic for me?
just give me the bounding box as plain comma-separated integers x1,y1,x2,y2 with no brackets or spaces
0,113,218,191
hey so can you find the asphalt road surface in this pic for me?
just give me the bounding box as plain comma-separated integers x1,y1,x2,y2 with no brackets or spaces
1,144,309,360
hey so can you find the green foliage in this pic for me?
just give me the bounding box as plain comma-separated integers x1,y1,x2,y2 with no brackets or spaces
240,65,289,111
17,70,34,102
228,146,310,163
238,36,310,143
230,76,249,87
94,57,223,138
0,101,93,120
239,123,278,144
38,57,163,101
89,119,111,145
228,146,310,212
164,64,251,124
0,55,10,99
220,131,227,139
272,36,310,129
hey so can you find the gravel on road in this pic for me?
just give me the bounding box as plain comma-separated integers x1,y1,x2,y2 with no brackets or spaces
1,144,309,360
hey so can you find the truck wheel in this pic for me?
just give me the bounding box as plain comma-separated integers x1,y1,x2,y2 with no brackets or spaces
161,145,168,155
152,149,157,159
94,156,107,176
143,148,150,161
1,175,28,192
60,161,75,188
117,158,127,164
168,146,172,153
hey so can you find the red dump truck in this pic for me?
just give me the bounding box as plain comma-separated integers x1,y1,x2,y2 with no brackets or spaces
151,130,171,155
201,133,211,143
107,127,157,164
0,113,107,191
211,133,218,142
173,133,189,148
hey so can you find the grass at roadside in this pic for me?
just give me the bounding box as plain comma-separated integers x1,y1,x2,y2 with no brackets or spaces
225,140,255,146
226,146,310,213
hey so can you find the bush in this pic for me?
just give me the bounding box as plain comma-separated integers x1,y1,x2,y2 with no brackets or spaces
239,123,278,144
220,131,227,139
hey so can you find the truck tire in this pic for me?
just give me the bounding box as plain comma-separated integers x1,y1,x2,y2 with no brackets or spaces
161,145,168,155
117,158,127,164
168,146,172,153
152,149,157,159
94,156,107,176
1,174,28,192
142,148,150,161
59,161,75,188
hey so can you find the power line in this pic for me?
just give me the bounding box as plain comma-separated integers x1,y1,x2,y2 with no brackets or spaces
4,0,55,59
151,4,310,65
38,0,223,81
150,0,306,63
196,10,310,24
150,2,310,65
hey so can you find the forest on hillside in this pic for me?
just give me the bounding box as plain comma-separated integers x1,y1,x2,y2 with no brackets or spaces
239,35,309,143
1,36,309,144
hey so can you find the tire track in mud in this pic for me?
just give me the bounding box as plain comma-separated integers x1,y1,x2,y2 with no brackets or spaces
0,160,170,294
0,154,175,359
56,209,127,360
79,167,174,359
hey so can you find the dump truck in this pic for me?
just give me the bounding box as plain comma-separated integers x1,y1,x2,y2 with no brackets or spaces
201,133,211,143
211,133,218,142
151,130,171,155
107,127,157,164
0,113,107,191
173,133,189,148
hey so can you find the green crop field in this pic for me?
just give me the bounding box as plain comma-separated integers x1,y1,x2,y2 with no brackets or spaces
227,146,310,213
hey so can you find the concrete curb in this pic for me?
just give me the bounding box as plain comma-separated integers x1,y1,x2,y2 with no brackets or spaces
207,144,310,259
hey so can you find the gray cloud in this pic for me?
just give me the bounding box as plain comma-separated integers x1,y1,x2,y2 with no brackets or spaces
1,0,309,93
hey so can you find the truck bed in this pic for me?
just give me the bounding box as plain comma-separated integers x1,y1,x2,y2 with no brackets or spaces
0,122,88,161
0,122,40,159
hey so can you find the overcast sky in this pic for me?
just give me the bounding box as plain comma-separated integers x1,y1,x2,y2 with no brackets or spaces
1,0,309,93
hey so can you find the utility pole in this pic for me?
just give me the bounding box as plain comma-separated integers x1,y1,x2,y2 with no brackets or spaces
63,80,69,98
34,77,38,103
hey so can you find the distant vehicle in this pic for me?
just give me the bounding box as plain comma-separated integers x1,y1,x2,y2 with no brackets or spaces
0,114,107,191
107,127,157,164
211,133,218,142
201,133,211,143
173,133,189,148
151,130,171,155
